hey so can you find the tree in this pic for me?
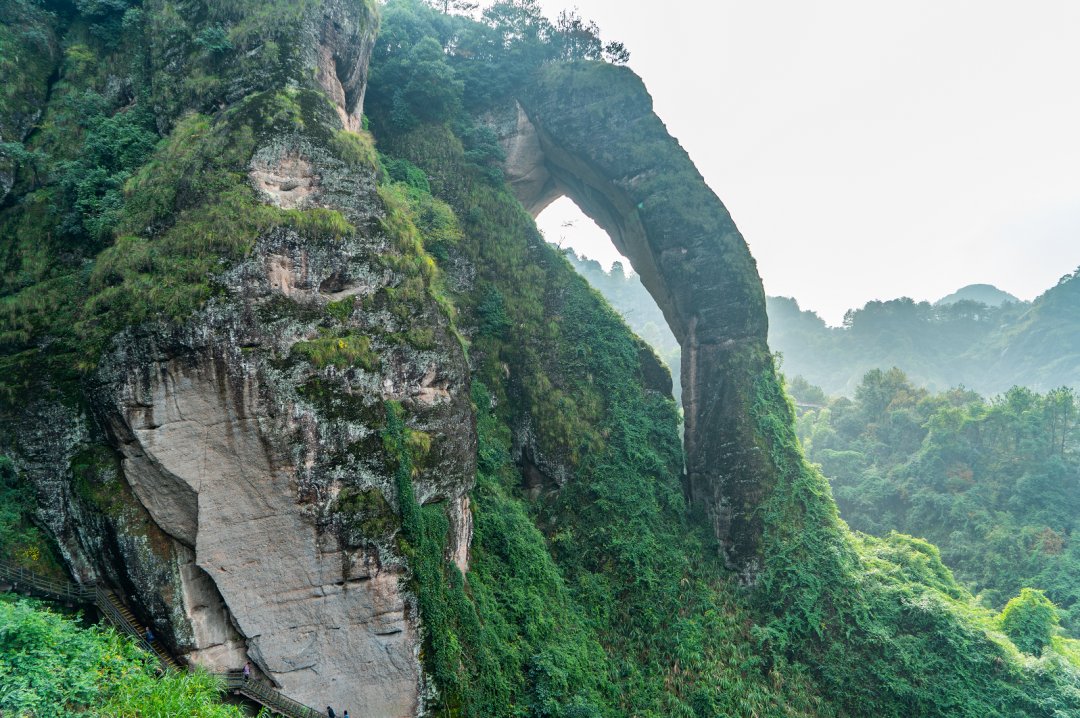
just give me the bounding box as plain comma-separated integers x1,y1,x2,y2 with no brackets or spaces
602,40,630,65
999,588,1060,655
0,141,46,188
554,9,603,61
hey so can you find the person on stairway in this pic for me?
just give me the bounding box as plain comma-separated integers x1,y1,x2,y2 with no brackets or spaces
243,661,252,681
327,707,336,718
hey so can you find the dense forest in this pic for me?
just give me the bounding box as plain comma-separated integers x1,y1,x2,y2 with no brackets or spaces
2,0,1079,716
791,370,1080,634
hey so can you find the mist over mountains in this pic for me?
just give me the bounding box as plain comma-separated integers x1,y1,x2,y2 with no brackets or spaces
566,250,1080,398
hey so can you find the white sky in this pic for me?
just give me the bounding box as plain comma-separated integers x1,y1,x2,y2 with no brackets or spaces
532,0,1080,324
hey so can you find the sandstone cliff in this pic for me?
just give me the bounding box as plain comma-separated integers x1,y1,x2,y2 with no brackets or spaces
2,0,473,712
3,1,1079,716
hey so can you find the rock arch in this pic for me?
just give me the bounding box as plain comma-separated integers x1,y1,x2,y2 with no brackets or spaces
500,62,780,581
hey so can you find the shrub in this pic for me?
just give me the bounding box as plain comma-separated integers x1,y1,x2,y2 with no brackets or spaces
1001,588,1061,656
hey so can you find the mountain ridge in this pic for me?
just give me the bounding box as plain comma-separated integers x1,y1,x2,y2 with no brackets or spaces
936,282,1021,307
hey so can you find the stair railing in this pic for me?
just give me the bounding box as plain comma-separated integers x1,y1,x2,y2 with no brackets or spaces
220,671,327,718
0,559,93,604
92,586,171,672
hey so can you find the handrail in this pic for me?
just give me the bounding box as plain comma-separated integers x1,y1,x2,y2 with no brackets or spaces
93,586,172,673
219,671,327,718
1,558,326,718
0,559,93,604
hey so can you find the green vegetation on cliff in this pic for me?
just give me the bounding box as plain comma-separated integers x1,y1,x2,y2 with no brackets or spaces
562,250,682,403
370,76,826,715
0,598,245,717
0,0,375,404
3,0,1080,716
366,5,1080,717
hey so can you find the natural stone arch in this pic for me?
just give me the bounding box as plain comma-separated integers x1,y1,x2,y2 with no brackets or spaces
496,62,780,581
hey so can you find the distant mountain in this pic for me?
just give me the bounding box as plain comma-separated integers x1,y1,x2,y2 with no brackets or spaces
936,283,1020,307
977,270,1080,392
769,269,1080,396
565,250,1080,398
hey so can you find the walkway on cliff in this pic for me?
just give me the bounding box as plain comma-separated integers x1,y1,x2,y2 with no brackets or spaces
0,559,326,718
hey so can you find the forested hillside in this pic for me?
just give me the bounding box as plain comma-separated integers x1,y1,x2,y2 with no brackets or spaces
2,0,1080,716
564,251,682,400
770,271,1080,396
792,370,1080,634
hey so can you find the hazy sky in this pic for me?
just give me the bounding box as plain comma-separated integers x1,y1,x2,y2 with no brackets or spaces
532,0,1080,324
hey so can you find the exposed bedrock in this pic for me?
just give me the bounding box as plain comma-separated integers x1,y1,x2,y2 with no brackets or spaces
502,62,779,581
81,154,475,712
314,0,380,133
80,128,475,713
100,346,420,714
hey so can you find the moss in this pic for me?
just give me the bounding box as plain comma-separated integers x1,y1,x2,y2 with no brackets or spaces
257,293,325,326
325,295,356,323
71,445,127,519
298,380,388,437
331,128,380,172
404,326,435,350
336,486,398,541
292,332,379,371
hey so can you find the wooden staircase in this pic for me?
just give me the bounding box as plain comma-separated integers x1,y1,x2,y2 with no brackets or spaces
0,558,327,717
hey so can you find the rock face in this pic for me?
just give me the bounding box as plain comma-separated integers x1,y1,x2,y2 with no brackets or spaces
503,63,778,581
0,1,59,202
100,342,420,713
74,132,475,711
4,1,475,715
314,0,379,133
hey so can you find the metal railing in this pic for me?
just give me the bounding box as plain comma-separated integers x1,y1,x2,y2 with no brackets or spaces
0,559,93,604
220,671,327,718
93,586,175,673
